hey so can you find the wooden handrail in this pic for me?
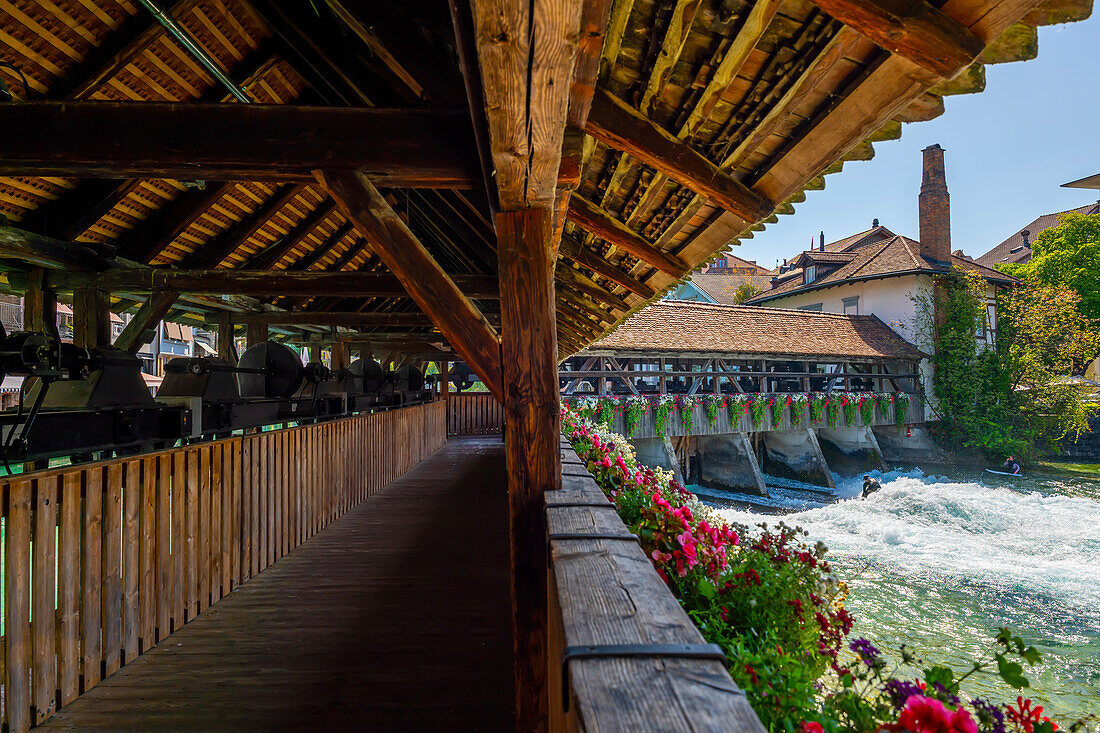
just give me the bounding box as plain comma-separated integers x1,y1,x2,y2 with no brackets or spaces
0,401,446,733
548,440,765,731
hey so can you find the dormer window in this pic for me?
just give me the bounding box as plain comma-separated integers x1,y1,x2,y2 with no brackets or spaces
804,265,816,284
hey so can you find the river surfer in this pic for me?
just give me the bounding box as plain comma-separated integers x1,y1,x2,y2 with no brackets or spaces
1003,456,1022,475
861,475,881,498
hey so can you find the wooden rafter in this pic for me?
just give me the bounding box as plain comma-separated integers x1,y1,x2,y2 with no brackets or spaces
568,194,687,276
555,263,630,312
115,183,234,263
0,103,481,187
0,227,115,271
808,0,984,78
180,184,306,269
586,89,774,223
239,200,338,270
558,236,655,299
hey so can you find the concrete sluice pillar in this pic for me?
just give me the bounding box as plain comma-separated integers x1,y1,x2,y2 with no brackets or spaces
870,425,953,464
696,433,768,497
817,426,886,473
760,429,835,489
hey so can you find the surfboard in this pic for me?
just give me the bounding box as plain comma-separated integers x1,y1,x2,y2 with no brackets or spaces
984,469,1023,477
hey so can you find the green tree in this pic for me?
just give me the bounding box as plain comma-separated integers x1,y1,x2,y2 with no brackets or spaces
999,212,1100,323
732,282,760,304
917,272,1098,460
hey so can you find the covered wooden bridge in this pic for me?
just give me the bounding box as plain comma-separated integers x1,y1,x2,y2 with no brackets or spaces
0,0,1085,729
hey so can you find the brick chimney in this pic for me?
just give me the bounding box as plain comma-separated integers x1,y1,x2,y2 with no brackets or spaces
918,144,951,264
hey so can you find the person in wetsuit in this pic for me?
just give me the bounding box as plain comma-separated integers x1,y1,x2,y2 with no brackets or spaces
861,475,881,497
1003,456,1021,475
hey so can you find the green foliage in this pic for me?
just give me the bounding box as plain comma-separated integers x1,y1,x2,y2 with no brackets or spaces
790,394,808,426
654,396,675,437
704,394,724,426
841,394,857,426
732,282,761,304
728,395,750,428
596,397,617,428
769,395,786,427
858,394,875,425
624,396,647,437
826,396,841,428
922,271,1098,459
893,393,909,428
810,394,827,424
750,395,768,430
1000,213,1100,324
677,395,695,431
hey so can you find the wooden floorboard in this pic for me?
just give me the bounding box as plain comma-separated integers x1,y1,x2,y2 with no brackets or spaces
40,437,514,731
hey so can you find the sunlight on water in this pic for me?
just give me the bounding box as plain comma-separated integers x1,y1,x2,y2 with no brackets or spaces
705,467,1100,723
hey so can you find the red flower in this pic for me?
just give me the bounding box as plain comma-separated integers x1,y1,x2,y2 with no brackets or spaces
896,695,977,733
1007,697,1046,733
799,723,823,733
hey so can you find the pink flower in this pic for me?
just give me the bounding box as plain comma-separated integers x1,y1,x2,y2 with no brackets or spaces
799,723,823,733
896,695,977,733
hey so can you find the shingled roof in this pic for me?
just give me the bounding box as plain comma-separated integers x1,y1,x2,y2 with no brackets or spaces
592,301,926,361
976,202,1100,267
689,273,776,305
748,234,1017,304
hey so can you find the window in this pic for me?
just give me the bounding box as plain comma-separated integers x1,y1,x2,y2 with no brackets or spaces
804,265,816,284
797,303,823,312
842,296,859,315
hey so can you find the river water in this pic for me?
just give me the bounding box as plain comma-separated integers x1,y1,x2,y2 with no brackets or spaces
695,464,1100,724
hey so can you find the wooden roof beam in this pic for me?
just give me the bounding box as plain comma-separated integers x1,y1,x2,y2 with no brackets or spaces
585,89,774,223
557,236,655,299
0,226,116,272
47,268,501,299
317,168,503,401
568,194,687,276
237,311,502,327
807,0,984,78
115,183,233,263
114,291,179,353
0,103,481,188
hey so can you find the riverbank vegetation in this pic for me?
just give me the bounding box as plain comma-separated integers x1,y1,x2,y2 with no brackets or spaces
562,407,1090,733
918,269,1098,461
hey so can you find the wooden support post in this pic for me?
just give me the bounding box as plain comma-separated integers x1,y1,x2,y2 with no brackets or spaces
497,208,560,732
217,312,238,366
23,268,57,334
72,287,111,349
246,322,268,349
331,341,348,371
115,291,178,353
440,361,450,404
309,344,322,363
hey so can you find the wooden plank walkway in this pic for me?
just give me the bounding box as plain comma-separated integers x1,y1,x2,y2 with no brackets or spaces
40,437,514,731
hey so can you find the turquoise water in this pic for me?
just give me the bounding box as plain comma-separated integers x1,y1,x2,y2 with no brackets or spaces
699,464,1100,724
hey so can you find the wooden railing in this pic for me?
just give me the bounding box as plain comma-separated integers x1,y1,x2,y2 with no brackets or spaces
447,392,504,435
0,400,446,732
548,438,765,731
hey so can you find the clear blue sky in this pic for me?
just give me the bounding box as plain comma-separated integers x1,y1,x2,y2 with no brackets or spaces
732,13,1100,269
